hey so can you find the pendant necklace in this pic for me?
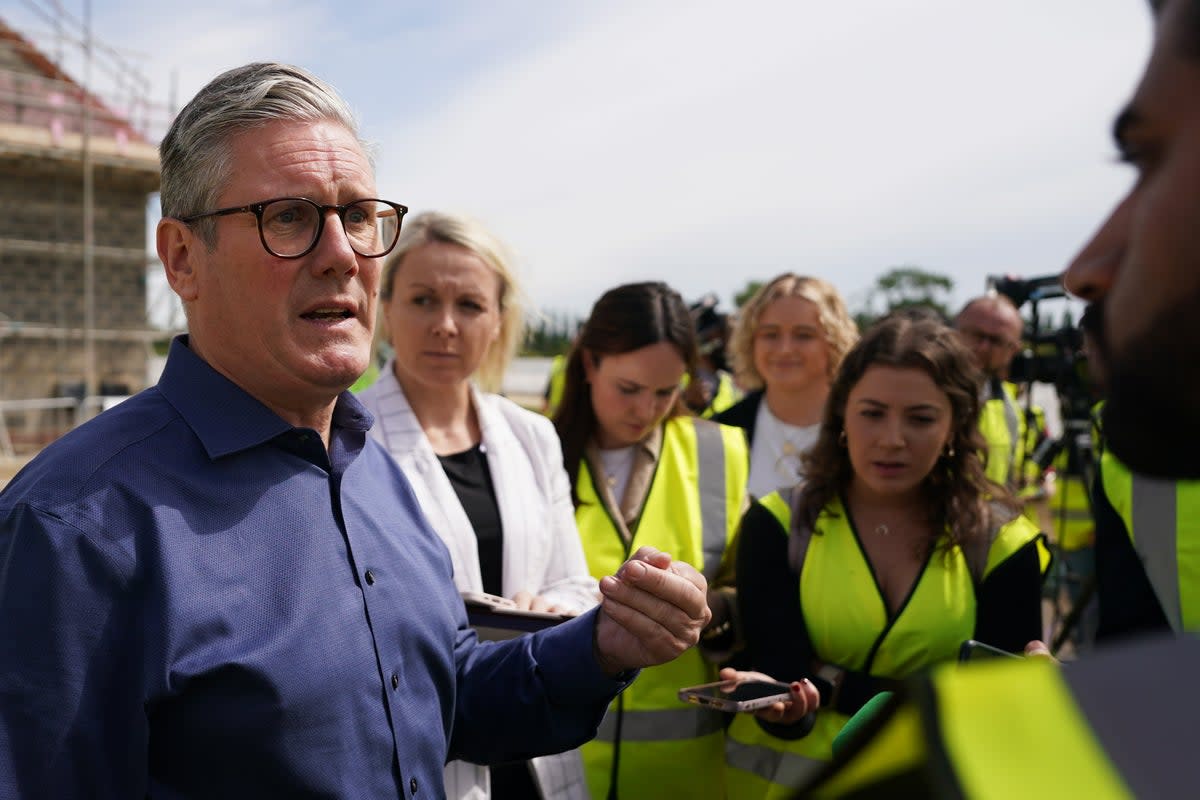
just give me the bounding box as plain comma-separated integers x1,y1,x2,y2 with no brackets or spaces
874,523,890,536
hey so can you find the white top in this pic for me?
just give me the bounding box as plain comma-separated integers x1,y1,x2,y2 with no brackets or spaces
356,360,595,800
596,445,637,512
747,399,820,500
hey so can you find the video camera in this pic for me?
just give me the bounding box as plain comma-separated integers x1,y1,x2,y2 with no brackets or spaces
987,273,1095,423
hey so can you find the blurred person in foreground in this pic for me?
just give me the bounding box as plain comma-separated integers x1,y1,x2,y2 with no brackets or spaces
553,281,749,799
720,313,1049,798
356,211,599,799
796,2,1200,796
0,63,711,799
715,274,858,500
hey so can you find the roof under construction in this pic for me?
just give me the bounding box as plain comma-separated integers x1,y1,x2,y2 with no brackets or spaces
0,16,160,175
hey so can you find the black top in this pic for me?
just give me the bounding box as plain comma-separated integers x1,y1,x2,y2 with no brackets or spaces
712,390,763,445
438,445,544,799
1091,470,1171,642
437,444,504,597
735,496,1045,739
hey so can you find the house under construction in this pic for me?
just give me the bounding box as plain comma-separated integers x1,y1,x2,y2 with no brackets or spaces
0,15,168,454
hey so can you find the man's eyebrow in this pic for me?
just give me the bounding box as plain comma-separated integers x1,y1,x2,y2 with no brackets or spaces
1112,105,1140,150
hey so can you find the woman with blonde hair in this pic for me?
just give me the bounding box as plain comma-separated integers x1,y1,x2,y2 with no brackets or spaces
715,273,858,499
356,211,597,800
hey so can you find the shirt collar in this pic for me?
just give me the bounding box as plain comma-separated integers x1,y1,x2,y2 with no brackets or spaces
587,420,664,463
156,335,375,460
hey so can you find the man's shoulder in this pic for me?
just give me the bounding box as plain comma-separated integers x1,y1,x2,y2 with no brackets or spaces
1,387,185,510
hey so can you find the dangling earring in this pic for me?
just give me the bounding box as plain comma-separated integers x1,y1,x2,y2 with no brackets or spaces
838,430,848,447
943,442,955,459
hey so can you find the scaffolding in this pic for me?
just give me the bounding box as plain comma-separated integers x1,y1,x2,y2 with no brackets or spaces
0,5,175,457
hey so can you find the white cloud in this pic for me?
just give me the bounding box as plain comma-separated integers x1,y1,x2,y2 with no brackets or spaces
375,0,1151,314
5,0,1153,320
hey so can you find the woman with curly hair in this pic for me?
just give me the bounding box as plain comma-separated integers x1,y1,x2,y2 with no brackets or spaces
715,273,858,499
720,312,1051,799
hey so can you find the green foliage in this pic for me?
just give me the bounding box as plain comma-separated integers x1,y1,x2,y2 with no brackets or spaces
853,265,955,328
523,310,581,356
733,280,764,310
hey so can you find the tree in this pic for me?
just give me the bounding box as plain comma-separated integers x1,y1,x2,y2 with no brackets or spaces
732,280,764,310
854,265,955,328
522,310,581,356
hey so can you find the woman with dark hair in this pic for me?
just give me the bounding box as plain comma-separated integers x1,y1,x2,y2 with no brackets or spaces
721,313,1051,799
553,281,748,800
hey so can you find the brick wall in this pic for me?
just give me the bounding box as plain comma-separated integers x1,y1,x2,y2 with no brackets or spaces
0,155,160,402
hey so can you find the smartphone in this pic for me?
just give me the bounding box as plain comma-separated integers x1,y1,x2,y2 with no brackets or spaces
460,591,571,641
958,639,1022,663
677,680,793,712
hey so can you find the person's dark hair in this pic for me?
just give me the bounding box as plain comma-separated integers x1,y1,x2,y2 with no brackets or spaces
553,282,699,503
796,312,1017,555
1183,0,1200,56
1155,0,1200,58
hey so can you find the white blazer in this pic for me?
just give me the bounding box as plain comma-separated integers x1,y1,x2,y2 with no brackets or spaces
357,362,597,800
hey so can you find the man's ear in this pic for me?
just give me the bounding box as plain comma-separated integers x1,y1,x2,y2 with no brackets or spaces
157,217,202,303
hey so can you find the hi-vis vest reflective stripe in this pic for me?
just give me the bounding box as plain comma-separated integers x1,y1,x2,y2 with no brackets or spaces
803,635,1199,799
726,490,1049,799
979,380,1025,488
1099,451,1200,634
575,416,747,800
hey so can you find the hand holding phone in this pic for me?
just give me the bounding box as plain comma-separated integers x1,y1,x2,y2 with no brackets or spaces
678,679,793,713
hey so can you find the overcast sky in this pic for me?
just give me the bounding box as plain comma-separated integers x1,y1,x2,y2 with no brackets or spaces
5,0,1153,322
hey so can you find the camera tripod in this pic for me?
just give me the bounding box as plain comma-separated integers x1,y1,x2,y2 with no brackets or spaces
1030,417,1099,654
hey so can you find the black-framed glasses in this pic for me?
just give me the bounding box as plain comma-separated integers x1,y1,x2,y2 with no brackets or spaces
180,197,407,259
959,326,1018,351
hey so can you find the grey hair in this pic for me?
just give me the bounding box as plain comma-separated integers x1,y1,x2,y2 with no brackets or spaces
379,211,526,392
159,62,370,246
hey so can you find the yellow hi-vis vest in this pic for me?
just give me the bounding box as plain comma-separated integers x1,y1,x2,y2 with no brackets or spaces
543,354,568,417
979,380,1027,489
700,371,741,419
1099,450,1200,634
575,416,748,800
802,634,1197,799
1026,444,1093,552
726,491,1049,800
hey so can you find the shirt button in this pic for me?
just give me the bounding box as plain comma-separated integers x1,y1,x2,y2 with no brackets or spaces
365,569,376,585
410,776,418,795
391,672,399,689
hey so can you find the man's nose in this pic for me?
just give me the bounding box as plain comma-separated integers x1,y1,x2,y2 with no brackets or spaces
309,211,360,277
1063,193,1130,301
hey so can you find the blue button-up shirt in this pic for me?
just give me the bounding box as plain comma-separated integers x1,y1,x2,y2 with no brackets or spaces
0,337,624,799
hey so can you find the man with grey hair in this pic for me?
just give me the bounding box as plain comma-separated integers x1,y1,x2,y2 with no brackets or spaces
0,62,712,798
954,293,1030,490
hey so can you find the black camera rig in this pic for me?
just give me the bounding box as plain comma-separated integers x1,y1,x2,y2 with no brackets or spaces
987,273,1095,424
